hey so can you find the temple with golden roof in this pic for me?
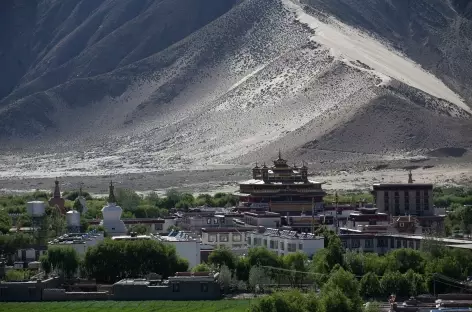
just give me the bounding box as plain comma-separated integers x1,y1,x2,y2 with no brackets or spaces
236,151,326,216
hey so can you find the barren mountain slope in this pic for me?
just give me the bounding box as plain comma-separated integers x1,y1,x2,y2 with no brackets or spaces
0,0,471,179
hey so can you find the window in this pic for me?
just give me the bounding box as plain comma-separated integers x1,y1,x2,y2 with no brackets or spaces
397,240,401,249
232,233,242,242
274,240,279,249
351,239,360,248
280,242,285,251
408,241,414,249
221,218,226,224
263,239,267,247
207,219,211,224
154,224,163,231
299,243,303,250
342,240,348,249
201,283,208,292
415,241,420,249
402,240,407,248
172,283,180,292
365,239,373,248
269,240,274,249
208,234,217,242
390,238,394,248
399,222,404,228
248,237,252,245
213,218,219,224
288,243,296,252
220,234,229,242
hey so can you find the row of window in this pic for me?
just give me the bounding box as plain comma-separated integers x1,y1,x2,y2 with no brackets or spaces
343,238,420,250
249,237,303,251
207,233,242,243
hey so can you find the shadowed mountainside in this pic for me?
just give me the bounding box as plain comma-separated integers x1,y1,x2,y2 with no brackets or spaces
0,0,471,176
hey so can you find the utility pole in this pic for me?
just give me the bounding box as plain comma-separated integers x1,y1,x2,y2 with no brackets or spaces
335,192,339,234
311,197,315,234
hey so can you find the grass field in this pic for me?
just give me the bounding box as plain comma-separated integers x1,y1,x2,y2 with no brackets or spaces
1,300,253,312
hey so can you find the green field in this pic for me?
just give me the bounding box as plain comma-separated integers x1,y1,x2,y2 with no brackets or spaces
1,300,252,312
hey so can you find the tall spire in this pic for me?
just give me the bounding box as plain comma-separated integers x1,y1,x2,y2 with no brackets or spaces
108,181,116,204
278,148,282,160
53,177,61,198
408,170,414,184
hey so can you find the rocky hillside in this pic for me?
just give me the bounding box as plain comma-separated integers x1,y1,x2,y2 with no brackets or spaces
0,0,471,176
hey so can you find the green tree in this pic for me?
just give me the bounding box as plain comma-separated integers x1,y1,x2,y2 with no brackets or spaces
404,269,427,296
325,235,345,270
320,287,354,312
322,266,362,310
46,246,80,278
128,224,149,235
116,189,141,211
16,213,32,228
249,266,272,293
380,271,410,297
0,209,12,234
84,239,188,283
359,272,382,299
385,249,426,274
235,256,251,282
192,263,211,273
208,246,237,270
248,247,281,268
40,254,52,277
283,251,308,287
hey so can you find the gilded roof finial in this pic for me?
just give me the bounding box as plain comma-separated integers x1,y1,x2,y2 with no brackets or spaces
408,170,414,184
278,148,282,160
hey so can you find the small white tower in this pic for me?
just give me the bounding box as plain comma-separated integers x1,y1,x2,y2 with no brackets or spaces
66,210,81,233
100,181,127,236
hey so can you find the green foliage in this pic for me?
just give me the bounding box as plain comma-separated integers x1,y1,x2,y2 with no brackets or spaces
282,251,308,287
235,256,250,281
46,246,80,278
0,233,33,260
322,267,362,310
84,239,188,283
128,224,149,235
321,288,354,312
5,269,31,281
191,263,211,273
360,272,382,299
39,254,52,276
380,271,410,297
208,246,237,270
385,249,426,274
247,247,281,268
0,209,12,234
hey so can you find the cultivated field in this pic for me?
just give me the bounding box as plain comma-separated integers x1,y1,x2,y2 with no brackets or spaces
1,300,253,312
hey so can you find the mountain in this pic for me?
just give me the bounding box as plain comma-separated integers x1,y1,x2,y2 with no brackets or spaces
0,0,471,177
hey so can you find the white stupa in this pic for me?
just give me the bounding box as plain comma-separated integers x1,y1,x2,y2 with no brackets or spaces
100,181,127,237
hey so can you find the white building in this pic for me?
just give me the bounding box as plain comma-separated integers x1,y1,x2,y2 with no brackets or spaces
100,182,127,237
248,227,324,257
48,231,105,256
201,227,253,249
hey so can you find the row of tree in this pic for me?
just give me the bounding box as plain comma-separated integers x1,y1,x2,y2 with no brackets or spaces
39,239,189,283
199,230,472,299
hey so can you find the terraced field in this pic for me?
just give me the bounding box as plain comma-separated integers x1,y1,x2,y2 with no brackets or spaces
2,300,253,312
